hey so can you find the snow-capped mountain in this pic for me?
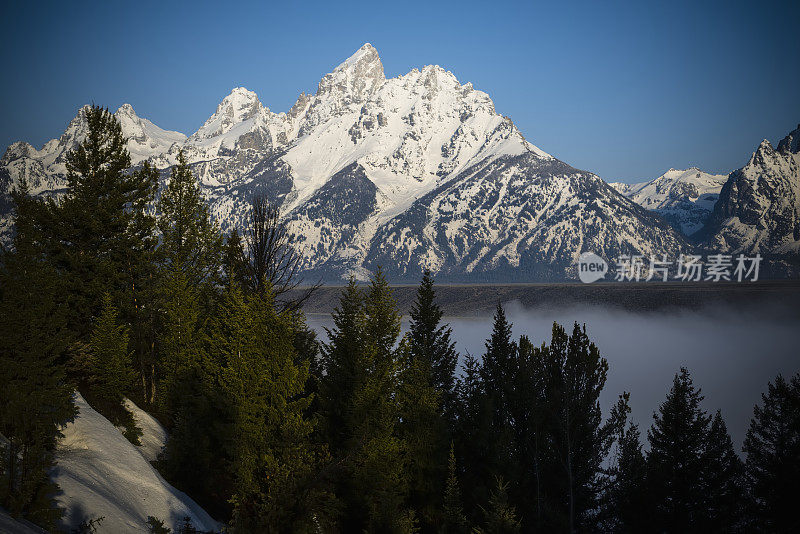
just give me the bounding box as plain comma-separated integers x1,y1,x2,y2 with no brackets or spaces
697,124,800,256
1,43,695,280
611,168,728,236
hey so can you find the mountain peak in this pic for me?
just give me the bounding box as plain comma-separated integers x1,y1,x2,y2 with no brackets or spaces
207,87,263,126
336,43,381,71
115,103,138,119
219,87,260,109
318,43,385,101
777,123,800,155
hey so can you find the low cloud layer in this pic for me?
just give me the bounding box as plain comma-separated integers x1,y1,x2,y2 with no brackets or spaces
308,300,799,451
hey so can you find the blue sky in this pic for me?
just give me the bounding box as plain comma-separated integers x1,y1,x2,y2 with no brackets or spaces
2,0,798,182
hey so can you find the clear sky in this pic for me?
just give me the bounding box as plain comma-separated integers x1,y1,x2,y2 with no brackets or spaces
2,0,798,182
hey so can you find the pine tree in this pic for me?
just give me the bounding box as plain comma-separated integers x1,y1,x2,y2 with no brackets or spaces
158,266,202,414
478,304,517,491
320,270,413,532
86,293,141,444
0,237,76,529
541,322,610,532
222,228,247,289
647,367,711,532
474,477,521,534
157,149,221,284
453,352,493,525
89,294,134,406
743,373,800,533
218,287,332,532
600,394,649,533
355,268,411,532
397,337,443,530
122,161,160,407
481,303,517,400
46,105,157,339
320,277,365,455
703,411,746,532
155,151,220,409
399,272,457,530
407,270,458,417
442,442,469,534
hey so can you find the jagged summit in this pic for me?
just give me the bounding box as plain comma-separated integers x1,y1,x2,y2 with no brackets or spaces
1,46,702,280
699,123,800,257
777,124,800,156
335,43,382,71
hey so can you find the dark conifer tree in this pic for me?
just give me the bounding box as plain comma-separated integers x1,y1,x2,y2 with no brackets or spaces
221,228,247,288
600,394,650,533
157,150,221,284
320,270,413,532
399,271,458,530
0,222,76,529
155,150,220,410
508,335,547,530
398,336,443,531
478,304,517,491
320,277,365,455
354,268,412,532
217,287,332,532
647,367,711,532
474,477,521,534
46,105,157,339
454,352,494,522
442,442,469,534
703,411,747,533
481,303,517,400
86,293,141,444
407,270,458,416
541,322,610,532
743,373,800,533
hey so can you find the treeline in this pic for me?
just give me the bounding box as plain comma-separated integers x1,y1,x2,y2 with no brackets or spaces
0,106,798,533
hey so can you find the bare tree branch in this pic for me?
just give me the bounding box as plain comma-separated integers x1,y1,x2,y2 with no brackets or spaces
244,195,321,311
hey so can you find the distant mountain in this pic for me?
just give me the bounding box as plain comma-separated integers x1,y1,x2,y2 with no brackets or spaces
697,124,800,257
611,168,728,236
0,43,718,281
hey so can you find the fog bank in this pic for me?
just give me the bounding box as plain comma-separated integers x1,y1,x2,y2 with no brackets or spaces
307,301,799,451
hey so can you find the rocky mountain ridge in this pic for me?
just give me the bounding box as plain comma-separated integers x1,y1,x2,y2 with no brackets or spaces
2,44,796,280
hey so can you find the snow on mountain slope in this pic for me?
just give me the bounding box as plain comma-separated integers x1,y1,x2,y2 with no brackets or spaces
52,393,218,534
116,104,187,165
699,124,800,255
0,509,47,534
367,153,689,280
0,43,696,280
0,104,185,196
611,168,728,235
124,398,167,464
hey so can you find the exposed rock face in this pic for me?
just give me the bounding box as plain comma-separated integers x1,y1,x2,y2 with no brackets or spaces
699,125,800,256
0,44,705,281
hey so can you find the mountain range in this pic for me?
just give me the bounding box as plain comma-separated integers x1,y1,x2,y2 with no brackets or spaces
1,44,798,280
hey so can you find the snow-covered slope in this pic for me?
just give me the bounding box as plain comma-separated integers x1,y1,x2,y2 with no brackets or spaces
124,398,167,464
611,168,728,236
367,154,688,280
51,393,218,534
0,509,47,534
699,124,800,255
116,104,187,165
1,43,703,280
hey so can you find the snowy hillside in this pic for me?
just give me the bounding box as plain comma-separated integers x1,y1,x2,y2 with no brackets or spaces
611,168,728,236
0,43,722,280
698,124,800,255
51,393,218,534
